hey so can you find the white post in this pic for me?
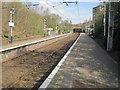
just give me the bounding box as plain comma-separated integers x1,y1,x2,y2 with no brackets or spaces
11,27,12,36
9,8,14,43
44,19,46,37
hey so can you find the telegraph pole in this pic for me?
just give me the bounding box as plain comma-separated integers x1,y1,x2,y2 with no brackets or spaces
107,2,115,51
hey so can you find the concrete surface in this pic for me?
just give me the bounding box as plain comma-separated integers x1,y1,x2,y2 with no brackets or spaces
42,33,118,89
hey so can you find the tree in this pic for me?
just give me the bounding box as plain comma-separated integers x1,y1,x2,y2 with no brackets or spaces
47,14,62,30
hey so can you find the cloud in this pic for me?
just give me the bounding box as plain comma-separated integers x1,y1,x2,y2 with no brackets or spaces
39,0,53,9
38,0,99,24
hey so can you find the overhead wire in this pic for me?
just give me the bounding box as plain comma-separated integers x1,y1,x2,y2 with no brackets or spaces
62,0,69,6
45,0,70,21
59,0,81,23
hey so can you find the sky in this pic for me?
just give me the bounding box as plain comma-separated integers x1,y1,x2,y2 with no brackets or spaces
23,0,100,24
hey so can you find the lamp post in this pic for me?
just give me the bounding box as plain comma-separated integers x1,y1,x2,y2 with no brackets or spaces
1,7,15,43
2,3,39,43
44,19,47,37
9,8,14,43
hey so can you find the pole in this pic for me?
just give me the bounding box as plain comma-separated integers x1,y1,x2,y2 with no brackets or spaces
93,7,96,36
107,2,114,51
10,27,12,43
44,19,46,37
103,2,107,48
9,8,14,43
104,2,106,37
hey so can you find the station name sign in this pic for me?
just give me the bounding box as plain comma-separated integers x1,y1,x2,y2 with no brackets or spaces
9,22,14,27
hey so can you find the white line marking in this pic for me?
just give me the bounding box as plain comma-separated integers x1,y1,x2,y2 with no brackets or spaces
38,34,80,90
0,33,71,52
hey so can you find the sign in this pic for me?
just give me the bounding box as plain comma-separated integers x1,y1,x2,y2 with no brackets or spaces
56,25,58,29
9,22,14,27
46,28,53,31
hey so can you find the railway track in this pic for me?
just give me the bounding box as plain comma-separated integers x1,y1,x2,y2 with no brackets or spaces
2,33,80,89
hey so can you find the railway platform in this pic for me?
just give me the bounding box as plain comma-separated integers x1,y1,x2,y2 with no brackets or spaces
2,35,58,50
39,33,118,89
2,33,72,50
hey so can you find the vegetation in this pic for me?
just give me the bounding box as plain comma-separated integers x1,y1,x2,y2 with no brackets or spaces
43,9,72,33
2,2,72,44
2,2,44,44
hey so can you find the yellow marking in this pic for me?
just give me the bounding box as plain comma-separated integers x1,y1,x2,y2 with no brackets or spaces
58,75,64,79
56,80,62,85
53,85,60,88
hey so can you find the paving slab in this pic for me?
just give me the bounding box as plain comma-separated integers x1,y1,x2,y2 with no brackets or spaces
40,33,118,89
